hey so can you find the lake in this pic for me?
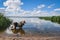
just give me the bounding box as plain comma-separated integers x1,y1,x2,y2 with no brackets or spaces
1,18,60,37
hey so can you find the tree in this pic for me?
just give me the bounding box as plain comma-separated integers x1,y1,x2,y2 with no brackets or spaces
0,13,12,31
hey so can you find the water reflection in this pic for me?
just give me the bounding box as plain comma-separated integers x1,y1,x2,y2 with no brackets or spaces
11,28,25,35
4,18,60,36
51,20,60,24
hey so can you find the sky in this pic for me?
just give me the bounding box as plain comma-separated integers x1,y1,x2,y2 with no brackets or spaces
0,0,60,16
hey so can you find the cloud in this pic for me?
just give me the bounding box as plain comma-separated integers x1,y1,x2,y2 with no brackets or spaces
2,0,60,17
49,8,60,16
50,11,60,16
48,4,55,8
29,4,48,16
31,10,50,16
37,4,45,9
0,8,5,13
30,7,60,16
4,0,23,6
3,0,24,16
30,4,60,16
54,8,60,11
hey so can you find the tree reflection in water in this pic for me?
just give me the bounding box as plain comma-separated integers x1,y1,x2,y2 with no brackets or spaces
11,28,25,35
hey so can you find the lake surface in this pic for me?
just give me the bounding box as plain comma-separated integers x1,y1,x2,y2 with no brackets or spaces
2,18,60,37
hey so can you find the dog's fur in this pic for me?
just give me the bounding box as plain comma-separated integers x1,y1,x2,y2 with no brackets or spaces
10,21,26,30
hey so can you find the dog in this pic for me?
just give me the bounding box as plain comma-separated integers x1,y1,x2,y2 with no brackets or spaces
10,20,26,30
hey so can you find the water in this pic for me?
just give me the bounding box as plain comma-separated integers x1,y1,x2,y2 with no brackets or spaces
1,18,60,37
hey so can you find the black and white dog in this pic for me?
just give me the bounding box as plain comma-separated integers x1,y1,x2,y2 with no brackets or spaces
10,20,26,30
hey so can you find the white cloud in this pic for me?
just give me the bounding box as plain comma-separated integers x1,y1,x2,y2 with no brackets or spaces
2,0,60,17
4,0,23,6
54,8,60,11
31,10,50,16
37,4,45,9
30,7,60,16
48,4,55,8
30,4,60,16
3,0,24,16
49,10,60,16
0,8,5,13
0,8,5,9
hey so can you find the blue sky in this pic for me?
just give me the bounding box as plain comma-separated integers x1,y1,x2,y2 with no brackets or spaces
21,0,60,10
0,0,60,10
0,0,60,16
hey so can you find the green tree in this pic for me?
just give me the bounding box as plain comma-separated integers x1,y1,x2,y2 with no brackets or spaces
0,13,12,31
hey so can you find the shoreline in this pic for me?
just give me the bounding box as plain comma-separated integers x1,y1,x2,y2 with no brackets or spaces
0,36,60,40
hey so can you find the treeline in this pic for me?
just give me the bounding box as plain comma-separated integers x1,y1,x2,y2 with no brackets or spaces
39,16,60,24
0,13,12,32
